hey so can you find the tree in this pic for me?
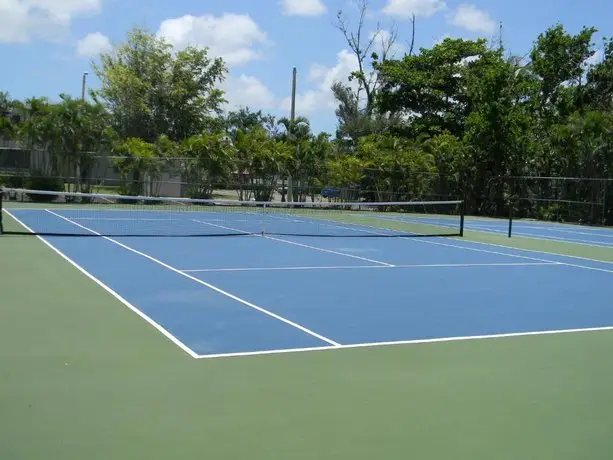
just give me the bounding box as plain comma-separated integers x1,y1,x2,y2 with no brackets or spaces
0,92,18,140
16,97,61,176
180,132,236,199
462,49,539,213
377,38,489,138
93,27,227,143
44,95,114,192
301,132,332,201
356,134,437,201
333,0,404,143
277,116,311,201
586,38,613,111
335,0,400,117
530,24,597,117
327,155,365,201
113,137,160,196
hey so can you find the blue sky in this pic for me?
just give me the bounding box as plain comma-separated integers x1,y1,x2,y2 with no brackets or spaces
0,0,610,134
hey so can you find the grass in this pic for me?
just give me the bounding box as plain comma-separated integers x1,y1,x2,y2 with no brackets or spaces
2,210,613,459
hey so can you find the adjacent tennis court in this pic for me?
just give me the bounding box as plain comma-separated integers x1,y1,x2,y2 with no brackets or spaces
2,188,613,460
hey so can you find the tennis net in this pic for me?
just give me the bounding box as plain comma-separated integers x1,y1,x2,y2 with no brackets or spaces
0,188,464,238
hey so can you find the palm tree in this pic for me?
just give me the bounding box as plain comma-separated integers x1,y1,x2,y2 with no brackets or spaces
0,91,18,141
277,116,311,202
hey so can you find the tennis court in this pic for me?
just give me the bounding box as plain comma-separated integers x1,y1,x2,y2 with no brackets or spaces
3,188,613,460
3,190,613,359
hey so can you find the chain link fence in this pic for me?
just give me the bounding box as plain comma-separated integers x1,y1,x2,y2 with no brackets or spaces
2,147,612,229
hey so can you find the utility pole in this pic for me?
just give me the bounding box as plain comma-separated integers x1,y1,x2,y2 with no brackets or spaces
287,67,297,203
81,72,89,101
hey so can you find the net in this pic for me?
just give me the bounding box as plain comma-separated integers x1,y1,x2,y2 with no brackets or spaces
0,188,464,238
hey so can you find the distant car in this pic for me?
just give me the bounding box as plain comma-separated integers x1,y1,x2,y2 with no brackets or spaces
321,187,341,199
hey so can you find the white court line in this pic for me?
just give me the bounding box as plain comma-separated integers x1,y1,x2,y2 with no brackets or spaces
412,238,613,274
190,219,395,267
460,223,613,249
1,208,200,359
181,261,560,273
271,210,613,273
375,217,613,247
486,229,613,248
517,226,613,238
45,209,341,348
73,217,173,222
194,326,613,359
182,265,386,273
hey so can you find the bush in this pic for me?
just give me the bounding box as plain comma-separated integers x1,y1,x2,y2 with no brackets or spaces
1,173,26,188
24,174,64,202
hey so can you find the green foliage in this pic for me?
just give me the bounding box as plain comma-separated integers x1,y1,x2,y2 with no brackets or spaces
377,38,489,137
530,24,596,113
23,173,64,202
233,126,288,201
180,132,236,199
113,137,159,196
586,38,613,111
93,27,227,143
356,134,437,201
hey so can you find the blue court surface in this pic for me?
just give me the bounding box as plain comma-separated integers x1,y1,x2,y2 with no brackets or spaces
392,213,613,247
6,206,613,359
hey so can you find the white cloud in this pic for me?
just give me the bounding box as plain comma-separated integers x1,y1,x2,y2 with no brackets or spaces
280,0,327,16
0,0,101,43
450,4,496,34
76,32,111,57
585,49,604,68
221,74,278,110
220,49,362,118
383,0,446,18
158,13,269,66
281,49,360,114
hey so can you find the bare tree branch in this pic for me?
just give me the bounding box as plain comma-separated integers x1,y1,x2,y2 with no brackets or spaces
408,14,416,57
336,0,379,114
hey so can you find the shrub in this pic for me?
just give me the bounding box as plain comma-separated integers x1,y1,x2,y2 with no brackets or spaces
24,174,64,202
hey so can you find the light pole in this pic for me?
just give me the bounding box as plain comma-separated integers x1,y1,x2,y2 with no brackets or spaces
81,72,89,101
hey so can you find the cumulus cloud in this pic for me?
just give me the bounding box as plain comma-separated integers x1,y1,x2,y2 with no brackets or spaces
585,49,604,68
383,0,446,18
219,49,360,117
449,4,496,34
280,0,327,16
0,0,102,43
76,32,111,57
280,49,360,114
158,13,269,66
221,74,278,111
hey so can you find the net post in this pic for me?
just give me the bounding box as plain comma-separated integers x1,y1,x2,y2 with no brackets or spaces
508,201,513,238
459,200,465,237
261,203,267,236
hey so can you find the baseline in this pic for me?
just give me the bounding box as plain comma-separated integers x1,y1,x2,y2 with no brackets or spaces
195,326,613,360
